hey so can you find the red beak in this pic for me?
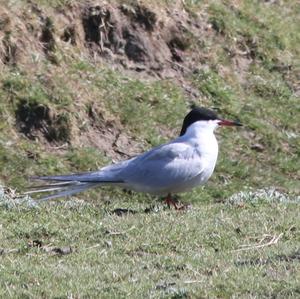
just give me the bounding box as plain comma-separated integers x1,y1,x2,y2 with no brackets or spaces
218,119,242,126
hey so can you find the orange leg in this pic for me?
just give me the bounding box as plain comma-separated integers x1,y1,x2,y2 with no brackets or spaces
165,193,189,211
164,193,178,209
164,194,186,210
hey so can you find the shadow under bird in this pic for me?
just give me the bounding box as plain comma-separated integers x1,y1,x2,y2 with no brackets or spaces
27,107,242,208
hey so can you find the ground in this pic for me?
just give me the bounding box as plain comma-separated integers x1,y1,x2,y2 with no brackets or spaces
0,0,299,298
0,188,300,298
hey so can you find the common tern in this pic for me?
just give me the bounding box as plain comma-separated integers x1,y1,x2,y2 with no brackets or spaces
28,107,242,207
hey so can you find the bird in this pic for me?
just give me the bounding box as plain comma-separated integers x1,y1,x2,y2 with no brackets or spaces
27,107,242,208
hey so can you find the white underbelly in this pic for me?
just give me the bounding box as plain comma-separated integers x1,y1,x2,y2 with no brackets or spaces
129,162,216,196
166,165,215,194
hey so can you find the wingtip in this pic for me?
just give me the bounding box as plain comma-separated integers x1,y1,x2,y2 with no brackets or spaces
29,175,57,181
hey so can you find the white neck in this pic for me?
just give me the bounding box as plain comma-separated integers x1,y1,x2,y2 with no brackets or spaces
184,120,218,139
181,120,219,161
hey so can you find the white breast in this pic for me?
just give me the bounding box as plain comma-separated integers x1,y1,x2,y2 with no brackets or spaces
173,120,219,193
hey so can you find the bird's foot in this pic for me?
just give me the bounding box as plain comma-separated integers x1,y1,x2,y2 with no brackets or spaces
175,203,191,210
164,194,190,210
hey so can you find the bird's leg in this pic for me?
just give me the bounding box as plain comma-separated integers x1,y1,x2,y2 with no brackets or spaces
164,194,189,210
164,194,180,210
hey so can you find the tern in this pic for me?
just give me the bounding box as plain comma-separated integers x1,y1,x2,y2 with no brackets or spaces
28,107,242,207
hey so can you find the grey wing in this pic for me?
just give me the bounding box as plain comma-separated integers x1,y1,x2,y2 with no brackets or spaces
120,142,204,192
27,158,136,201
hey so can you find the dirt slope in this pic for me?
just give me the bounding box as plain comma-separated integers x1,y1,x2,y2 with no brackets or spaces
0,0,299,196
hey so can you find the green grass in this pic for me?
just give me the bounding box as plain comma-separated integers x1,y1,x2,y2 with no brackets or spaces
0,190,299,298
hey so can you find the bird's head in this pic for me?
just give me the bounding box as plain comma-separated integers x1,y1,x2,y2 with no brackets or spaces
180,107,242,136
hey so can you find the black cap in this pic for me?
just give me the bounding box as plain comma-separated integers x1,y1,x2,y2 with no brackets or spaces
180,107,218,136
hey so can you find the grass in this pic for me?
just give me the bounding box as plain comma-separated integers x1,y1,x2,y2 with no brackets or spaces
0,189,299,298
0,0,299,297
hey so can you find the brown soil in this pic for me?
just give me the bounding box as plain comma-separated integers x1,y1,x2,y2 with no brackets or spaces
0,1,224,85
0,1,252,159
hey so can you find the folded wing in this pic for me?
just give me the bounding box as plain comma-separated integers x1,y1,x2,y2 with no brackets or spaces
119,141,204,194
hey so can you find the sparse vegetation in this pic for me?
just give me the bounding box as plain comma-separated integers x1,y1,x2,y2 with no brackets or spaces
0,0,299,297
0,187,299,298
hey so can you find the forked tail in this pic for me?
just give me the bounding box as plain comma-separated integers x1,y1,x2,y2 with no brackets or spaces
26,173,124,201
